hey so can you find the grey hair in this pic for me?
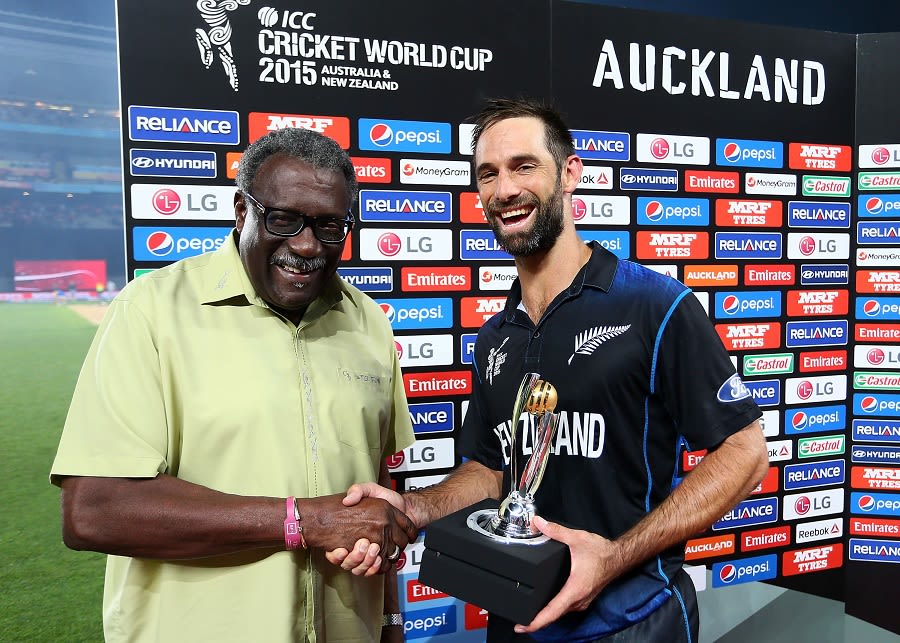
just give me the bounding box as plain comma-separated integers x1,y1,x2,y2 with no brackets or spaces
235,127,359,208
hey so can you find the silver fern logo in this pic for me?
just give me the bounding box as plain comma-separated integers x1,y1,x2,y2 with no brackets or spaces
567,325,631,365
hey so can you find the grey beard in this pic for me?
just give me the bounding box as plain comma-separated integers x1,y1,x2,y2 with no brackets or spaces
271,254,326,273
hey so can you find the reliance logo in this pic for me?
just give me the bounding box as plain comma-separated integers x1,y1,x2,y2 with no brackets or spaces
128,105,239,144
713,497,778,530
571,130,630,161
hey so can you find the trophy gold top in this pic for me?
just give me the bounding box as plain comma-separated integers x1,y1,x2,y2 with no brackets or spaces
524,380,557,416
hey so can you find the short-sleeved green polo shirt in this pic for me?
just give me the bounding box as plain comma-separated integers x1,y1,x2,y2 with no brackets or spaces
51,232,414,642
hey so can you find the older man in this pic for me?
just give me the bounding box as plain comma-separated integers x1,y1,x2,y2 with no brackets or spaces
51,127,416,642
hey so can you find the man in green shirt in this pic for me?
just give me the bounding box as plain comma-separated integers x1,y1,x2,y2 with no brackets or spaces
51,127,416,642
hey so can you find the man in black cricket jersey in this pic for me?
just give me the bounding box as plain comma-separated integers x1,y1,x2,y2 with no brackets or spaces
331,98,769,642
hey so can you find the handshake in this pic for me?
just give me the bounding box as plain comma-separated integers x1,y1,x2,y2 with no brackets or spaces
313,482,415,575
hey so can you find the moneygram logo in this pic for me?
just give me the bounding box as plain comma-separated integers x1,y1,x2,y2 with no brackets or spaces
637,197,709,226
359,118,451,153
128,105,239,145
745,172,797,196
636,133,710,165
479,265,518,291
716,139,783,167
248,112,350,147
571,130,630,161
399,159,471,186
132,227,230,261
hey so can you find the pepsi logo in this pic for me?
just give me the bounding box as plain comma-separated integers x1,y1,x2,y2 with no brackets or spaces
718,564,737,584
868,348,886,365
644,200,664,222
722,295,740,315
872,147,891,166
650,138,670,160
572,197,586,221
386,451,405,469
792,412,808,431
378,232,402,257
394,340,403,358
482,270,493,282
863,300,881,317
795,496,811,515
724,143,742,163
380,303,396,322
861,396,879,413
369,123,394,147
152,188,181,215
796,380,814,400
866,197,884,215
798,236,816,256
858,494,876,511
146,231,175,256
402,163,415,176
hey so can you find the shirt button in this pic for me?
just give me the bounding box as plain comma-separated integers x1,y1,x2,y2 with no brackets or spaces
534,331,541,338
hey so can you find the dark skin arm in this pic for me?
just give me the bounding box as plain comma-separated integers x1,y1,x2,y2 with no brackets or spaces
59,472,418,559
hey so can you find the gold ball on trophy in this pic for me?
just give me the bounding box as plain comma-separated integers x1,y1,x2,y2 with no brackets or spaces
524,380,557,416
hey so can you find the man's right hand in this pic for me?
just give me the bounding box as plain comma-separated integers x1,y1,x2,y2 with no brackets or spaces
302,492,416,571
325,482,412,575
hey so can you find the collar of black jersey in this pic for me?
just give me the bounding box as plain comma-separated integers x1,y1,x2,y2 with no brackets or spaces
501,241,618,324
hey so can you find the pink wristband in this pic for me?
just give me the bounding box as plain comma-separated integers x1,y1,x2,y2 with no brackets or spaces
284,497,307,550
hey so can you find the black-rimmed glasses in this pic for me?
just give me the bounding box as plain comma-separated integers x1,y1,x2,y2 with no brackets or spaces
242,191,354,243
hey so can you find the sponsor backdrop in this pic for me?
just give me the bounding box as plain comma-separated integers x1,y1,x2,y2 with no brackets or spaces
847,31,900,633
116,0,897,638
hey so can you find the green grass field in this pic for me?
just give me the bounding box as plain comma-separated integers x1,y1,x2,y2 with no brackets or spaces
1,304,105,641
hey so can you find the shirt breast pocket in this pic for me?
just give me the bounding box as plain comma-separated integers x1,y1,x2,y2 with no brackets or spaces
330,363,392,455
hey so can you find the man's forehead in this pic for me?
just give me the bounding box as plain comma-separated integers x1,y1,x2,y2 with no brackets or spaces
475,117,548,162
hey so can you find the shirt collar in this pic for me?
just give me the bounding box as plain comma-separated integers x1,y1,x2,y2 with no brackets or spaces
502,241,618,322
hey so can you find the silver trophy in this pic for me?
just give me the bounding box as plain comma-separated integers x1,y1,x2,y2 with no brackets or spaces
468,372,560,544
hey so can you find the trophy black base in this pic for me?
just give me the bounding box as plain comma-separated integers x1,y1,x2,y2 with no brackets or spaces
418,498,570,625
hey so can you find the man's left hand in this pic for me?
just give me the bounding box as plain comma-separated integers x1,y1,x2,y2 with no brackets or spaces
513,515,619,634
